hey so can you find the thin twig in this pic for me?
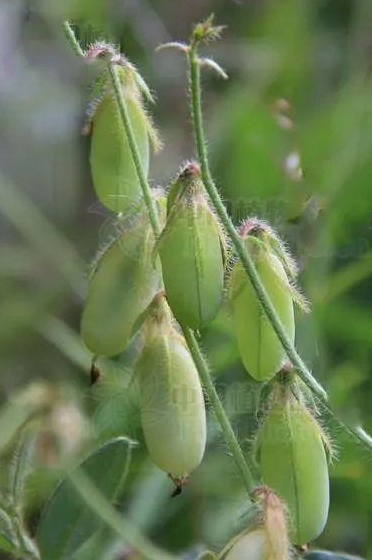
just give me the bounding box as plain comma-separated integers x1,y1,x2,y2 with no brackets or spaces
62,21,85,57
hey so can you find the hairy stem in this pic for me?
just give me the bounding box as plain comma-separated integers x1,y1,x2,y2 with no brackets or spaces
187,43,327,401
62,21,85,57
182,326,256,492
108,63,161,237
63,21,256,499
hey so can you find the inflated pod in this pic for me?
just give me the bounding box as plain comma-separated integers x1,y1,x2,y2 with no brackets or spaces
86,47,158,214
80,209,162,357
229,228,295,381
259,396,330,545
159,163,224,330
91,91,149,213
136,296,206,479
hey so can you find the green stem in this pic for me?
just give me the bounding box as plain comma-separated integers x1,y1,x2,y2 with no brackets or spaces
108,64,161,237
182,326,256,494
62,21,85,57
187,44,327,402
63,21,256,498
319,400,372,456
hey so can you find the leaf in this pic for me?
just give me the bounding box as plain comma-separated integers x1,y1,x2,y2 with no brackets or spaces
0,509,18,554
9,430,37,510
0,383,51,455
0,533,17,555
36,437,132,560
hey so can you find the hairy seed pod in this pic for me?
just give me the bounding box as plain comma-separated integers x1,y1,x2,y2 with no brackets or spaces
136,296,206,479
229,227,295,381
91,93,149,213
80,209,162,357
259,396,329,545
87,52,159,214
159,163,224,329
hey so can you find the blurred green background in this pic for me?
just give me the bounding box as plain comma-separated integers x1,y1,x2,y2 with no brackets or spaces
1,0,372,558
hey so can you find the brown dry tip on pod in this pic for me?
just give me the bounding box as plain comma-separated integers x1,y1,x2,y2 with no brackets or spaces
158,162,225,330
135,294,206,479
229,218,307,382
222,487,290,560
258,386,330,545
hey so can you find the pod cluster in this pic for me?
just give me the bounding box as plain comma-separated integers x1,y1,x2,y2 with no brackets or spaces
79,43,330,542
80,48,217,484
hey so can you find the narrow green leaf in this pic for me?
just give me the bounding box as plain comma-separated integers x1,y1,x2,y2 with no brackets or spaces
10,431,37,511
0,509,18,555
0,533,17,554
0,384,50,455
36,438,131,560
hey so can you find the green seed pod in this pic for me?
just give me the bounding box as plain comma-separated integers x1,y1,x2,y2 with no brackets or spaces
158,163,224,330
259,395,330,545
136,295,206,479
86,45,159,213
229,221,298,381
80,208,162,357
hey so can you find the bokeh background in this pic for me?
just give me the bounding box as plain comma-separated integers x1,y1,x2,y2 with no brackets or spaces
1,0,372,558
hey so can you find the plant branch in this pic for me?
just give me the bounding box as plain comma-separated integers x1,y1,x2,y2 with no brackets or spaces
108,63,161,237
63,21,256,499
187,43,327,402
62,21,85,57
182,326,256,494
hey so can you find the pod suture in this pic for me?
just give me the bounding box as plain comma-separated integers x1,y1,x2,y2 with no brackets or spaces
258,382,330,545
229,219,306,382
86,43,160,214
136,294,207,480
158,162,225,330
